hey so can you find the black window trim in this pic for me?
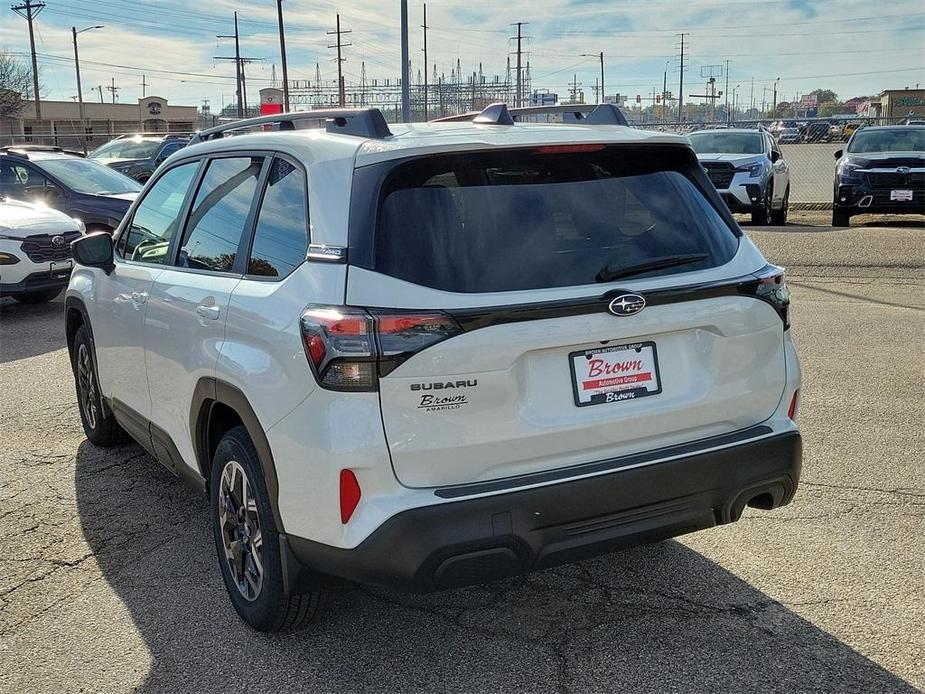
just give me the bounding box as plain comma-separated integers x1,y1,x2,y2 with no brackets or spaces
241,151,311,283
114,157,205,268
165,150,271,278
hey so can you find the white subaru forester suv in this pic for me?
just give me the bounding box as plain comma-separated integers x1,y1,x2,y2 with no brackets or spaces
66,104,802,632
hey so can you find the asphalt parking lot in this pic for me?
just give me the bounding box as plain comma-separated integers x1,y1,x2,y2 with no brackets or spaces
1,215,923,694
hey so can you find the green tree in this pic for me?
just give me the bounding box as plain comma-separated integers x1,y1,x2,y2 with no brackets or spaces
809,89,838,104
818,100,844,117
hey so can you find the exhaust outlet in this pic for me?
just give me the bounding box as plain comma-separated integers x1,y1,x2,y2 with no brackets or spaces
857,195,873,208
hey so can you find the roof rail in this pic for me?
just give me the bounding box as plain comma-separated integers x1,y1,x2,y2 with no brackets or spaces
433,103,629,127
189,108,392,144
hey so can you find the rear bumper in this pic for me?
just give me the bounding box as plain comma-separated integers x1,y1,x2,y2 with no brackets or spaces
286,430,802,593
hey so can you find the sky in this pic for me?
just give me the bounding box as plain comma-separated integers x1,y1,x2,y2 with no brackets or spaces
2,0,924,112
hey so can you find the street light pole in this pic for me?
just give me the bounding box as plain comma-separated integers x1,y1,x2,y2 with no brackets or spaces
580,52,605,103
72,25,103,155
772,77,780,119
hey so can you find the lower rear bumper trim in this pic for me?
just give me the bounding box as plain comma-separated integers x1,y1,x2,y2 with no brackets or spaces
287,430,802,593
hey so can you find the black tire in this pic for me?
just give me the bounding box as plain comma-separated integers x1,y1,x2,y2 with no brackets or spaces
12,288,62,304
751,185,773,226
832,208,851,227
770,187,789,226
72,323,130,446
209,425,325,632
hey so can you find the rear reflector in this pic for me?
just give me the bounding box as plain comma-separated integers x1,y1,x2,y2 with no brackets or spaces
339,469,362,524
787,390,799,422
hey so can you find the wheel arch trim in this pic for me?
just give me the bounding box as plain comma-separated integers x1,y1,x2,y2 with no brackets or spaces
190,377,284,531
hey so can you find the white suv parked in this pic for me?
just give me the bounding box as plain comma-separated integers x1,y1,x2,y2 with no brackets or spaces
66,105,802,632
0,199,83,303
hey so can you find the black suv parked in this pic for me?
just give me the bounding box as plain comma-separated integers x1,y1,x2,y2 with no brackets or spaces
0,147,141,233
89,134,188,183
832,125,925,226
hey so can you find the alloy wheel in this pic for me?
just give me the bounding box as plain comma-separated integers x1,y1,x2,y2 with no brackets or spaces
76,343,99,430
218,460,264,601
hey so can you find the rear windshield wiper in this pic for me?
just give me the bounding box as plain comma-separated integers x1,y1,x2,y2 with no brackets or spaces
595,253,709,283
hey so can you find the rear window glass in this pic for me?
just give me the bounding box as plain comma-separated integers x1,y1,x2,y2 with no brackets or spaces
360,145,738,293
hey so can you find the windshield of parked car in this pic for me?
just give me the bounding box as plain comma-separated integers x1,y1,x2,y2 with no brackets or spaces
37,158,142,195
688,132,764,154
847,128,925,153
90,138,162,160
357,144,739,293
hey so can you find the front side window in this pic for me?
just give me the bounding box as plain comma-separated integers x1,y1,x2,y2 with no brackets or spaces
248,158,308,278
364,145,738,293
119,161,198,264
178,156,263,273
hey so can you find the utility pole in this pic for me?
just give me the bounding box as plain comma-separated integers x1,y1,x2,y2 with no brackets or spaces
676,33,689,124
421,3,428,121
97,85,104,103
276,0,290,111
12,0,46,120
71,26,102,154
217,13,243,117
772,77,780,118
662,61,669,123
106,77,119,104
511,22,527,107
400,1,410,120
328,13,352,108
724,60,730,124
216,14,262,118
749,76,754,116
141,74,147,98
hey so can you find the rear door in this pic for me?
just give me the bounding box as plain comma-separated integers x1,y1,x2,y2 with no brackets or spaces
346,144,789,488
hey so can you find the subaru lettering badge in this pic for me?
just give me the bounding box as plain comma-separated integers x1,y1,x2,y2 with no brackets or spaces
896,166,910,175
608,293,646,317
51,235,66,247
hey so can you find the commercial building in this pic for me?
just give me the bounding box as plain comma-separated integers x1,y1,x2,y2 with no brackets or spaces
877,88,925,120
1,96,198,151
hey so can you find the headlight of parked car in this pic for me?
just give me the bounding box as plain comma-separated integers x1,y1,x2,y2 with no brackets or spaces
735,162,764,178
837,159,866,183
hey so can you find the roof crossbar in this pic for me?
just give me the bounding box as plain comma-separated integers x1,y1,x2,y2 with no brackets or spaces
189,108,392,144
433,103,629,127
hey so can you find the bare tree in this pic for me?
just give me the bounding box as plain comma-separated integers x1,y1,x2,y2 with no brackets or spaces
0,52,38,119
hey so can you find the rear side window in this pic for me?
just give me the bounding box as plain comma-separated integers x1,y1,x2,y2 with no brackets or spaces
248,158,308,278
360,145,738,293
119,161,197,264
178,156,263,273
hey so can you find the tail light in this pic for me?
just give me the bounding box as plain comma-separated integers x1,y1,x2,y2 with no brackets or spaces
300,305,461,391
751,265,791,329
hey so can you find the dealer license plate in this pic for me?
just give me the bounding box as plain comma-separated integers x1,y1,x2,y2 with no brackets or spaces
569,341,662,407
890,189,914,201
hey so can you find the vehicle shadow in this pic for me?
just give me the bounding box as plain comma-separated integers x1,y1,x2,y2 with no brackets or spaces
73,441,918,694
0,294,66,364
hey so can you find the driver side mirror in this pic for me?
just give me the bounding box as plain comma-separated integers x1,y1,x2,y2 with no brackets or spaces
833,149,843,159
72,232,114,274
770,150,781,163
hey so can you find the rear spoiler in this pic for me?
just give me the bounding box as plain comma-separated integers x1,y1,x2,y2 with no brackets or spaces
433,102,629,127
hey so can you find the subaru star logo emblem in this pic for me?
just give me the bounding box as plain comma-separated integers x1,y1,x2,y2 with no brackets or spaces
896,166,910,175
608,293,646,317
51,235,66,246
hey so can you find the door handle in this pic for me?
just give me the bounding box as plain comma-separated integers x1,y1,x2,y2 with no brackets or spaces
196,304,221,320
130,291,148,309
